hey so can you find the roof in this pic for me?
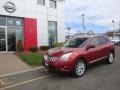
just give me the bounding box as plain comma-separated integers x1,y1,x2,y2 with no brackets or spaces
74,35,94,38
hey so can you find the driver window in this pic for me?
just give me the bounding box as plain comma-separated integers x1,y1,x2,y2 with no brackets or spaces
69,39,77,46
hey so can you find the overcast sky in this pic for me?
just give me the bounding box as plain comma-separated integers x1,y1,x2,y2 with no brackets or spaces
65,0,120,35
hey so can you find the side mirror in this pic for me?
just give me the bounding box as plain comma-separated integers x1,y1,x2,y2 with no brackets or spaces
86,45,95,50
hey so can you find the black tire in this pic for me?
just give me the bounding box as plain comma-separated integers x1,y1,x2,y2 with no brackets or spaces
73,60,86,77
106,52,114,64
118,42,120,46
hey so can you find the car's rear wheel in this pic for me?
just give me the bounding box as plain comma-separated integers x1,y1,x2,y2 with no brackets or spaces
118,42,120,46
106,53,114,64
73,60,86,77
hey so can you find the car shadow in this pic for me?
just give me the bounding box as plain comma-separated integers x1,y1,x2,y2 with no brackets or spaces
48,60,107,79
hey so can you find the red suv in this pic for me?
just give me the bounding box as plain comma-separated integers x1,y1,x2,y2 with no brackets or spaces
43,35,115,77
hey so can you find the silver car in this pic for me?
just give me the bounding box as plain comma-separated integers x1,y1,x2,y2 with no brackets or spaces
111,37,120,45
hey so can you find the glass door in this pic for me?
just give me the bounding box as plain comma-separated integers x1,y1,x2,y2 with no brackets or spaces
0,16,23,52
7,28,16,51
0,27,6,51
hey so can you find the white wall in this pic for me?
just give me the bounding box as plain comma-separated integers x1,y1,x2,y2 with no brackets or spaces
0,0,65,47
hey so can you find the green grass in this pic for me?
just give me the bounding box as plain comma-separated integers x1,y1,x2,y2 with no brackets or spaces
19,53,43,66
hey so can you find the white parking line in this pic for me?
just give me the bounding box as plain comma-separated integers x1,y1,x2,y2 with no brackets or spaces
1,74,53,90
0,66,45,78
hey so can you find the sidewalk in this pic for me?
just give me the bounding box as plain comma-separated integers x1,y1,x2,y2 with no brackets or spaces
0,53,31,76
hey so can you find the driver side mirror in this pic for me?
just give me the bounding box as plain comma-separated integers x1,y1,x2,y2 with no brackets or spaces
86,45,96,50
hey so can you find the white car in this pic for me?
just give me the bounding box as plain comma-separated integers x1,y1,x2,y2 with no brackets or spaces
111,37,120,45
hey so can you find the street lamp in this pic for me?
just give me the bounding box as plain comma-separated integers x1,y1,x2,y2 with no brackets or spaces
82,14,86,35
67,27,71,38
119,21,120,33
112,20,115,38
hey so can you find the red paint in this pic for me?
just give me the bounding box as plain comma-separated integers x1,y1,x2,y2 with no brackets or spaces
24,18,37,51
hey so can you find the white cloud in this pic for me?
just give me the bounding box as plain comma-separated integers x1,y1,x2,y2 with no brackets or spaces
65,0,120,30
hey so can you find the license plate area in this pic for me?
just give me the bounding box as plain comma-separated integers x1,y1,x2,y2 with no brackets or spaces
45,61,49,67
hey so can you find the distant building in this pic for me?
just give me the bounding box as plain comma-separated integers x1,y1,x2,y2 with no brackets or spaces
106,29,120,37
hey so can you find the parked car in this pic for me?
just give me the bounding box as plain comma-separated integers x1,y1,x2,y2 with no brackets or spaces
43,35,115,77
111,37,120,45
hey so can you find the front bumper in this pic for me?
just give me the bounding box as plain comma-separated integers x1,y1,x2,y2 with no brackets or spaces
42,59,73,73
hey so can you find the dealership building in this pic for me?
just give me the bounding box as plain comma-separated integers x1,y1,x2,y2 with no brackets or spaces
0,0,65,52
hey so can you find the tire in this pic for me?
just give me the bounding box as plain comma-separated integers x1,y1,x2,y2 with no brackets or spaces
118,42,120,46
73,60,86,77
106,52,114,64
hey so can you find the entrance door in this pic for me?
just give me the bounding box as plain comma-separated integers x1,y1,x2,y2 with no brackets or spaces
0,27,6,51
7,29,16,51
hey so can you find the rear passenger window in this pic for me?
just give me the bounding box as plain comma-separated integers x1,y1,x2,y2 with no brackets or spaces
98,37,108,45
89,37,99,46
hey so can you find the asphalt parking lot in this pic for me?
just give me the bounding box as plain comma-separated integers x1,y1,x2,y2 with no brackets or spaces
0,46,120,90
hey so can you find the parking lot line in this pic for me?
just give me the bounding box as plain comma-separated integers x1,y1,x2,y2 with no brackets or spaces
0,66,45,78
1,74,53,90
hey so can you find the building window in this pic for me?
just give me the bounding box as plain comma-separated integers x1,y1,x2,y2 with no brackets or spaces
37,0,45,5
48,21,57,46
7,17,23,27
50,0,57,9
0,16,6,26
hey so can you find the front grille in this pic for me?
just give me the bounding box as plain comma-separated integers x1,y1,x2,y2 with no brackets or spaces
48,56,57,61
44,55,57,61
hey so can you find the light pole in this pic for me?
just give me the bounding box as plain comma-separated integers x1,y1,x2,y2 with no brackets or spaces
67,27,71,38
82,14,86,35
112,20,115,38
119,21,120,33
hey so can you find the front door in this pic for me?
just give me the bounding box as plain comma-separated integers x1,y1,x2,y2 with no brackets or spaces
0,27,6,52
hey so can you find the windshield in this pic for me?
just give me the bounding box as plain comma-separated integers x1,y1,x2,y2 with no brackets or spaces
63,38,88,48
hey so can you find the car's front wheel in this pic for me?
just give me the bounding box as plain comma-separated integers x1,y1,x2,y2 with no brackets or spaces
118,42,120,46
73,60,86,77
106,53,114,64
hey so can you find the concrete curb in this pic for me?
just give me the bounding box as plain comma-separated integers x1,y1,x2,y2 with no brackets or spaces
0,66,45,78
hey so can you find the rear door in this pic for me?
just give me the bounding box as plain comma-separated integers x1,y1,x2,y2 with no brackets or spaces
86,37,101,64
98,37,110,58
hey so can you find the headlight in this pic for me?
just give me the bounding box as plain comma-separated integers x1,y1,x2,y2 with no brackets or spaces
44,55,48,60
60,52,72,61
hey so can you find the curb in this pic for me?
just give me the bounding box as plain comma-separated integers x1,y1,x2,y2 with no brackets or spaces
0,66,45,78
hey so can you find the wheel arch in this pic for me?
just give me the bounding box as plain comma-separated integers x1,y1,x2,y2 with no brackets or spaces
74,56,88,66
110,49,115,58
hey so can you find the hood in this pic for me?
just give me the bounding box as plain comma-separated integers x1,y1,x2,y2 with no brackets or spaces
46,47,77,56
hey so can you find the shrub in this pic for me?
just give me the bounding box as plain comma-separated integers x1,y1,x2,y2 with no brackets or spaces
17,40,23,52
29,47,38,52
52,42,64,47
40,46,50,50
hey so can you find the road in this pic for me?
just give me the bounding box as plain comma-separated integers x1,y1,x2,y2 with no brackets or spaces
0,46,120,90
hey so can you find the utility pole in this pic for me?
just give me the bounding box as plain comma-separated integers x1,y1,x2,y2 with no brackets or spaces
67,27,71,39
119,21,120,33
112,20,115,38
82,14,86,35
